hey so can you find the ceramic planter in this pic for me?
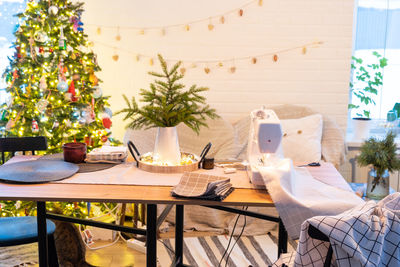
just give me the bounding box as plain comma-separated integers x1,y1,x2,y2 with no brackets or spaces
153,126,181,165
351,118,372,140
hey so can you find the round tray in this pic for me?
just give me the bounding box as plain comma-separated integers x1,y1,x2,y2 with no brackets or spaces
137,152,199,173
0,160,79,184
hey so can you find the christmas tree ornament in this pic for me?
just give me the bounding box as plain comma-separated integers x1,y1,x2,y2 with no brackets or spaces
220,16,225,24
208,21,214,31
36,99,49,112
252,57,257,64
239,9,244,16
5,119,15,131
34,30,48,43
71,53,76,60
39,76,47,90
104,107,113,118
204,67,210,74
49,48,53,53
64,92,72,101
93,86,102,98
185,25,190,31
38,47,44,53
58,27,67,50
112,54,119,61
31,119,39,133
102,113,112,129
68,81,77,102
48,5,58,15
72,73,80,81
78,116,87,125
273,54,278,62
101,135,108,143
53,120,59,129
65,119,72,128
89,72,98,85
258,0,263,6
57,80,68,92
1,110,8,121
6,96,13,107
84,136,94,146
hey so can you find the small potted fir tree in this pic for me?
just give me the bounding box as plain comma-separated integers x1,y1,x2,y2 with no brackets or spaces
357,131,400,200
117,54,218,165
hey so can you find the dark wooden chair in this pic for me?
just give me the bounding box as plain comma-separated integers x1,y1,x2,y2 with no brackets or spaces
0,136,58,266
0,136,48,164
308,224,333,267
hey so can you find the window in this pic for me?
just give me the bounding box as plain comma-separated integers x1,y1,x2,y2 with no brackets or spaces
351,0,400,119
0,0,27,104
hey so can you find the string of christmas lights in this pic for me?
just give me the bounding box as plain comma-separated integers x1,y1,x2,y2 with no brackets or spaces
87,0,264,36
91,40,324,74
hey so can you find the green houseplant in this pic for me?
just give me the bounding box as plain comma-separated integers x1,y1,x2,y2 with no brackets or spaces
117,54,218,164
357,131,400,200
348,51,387,139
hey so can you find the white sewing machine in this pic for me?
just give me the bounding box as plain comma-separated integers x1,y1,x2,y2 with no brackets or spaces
247,107,284,188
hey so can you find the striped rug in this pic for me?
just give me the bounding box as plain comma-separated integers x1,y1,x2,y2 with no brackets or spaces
157,233,297,267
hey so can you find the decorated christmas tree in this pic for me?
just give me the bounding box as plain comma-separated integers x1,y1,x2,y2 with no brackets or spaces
0,0,119,218
0,0,116,153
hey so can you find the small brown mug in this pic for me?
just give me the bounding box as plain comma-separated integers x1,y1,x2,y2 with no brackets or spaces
63,142,87,163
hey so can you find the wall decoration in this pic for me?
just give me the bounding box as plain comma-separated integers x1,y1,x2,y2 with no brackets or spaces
88,0,262,36
92,40,324,74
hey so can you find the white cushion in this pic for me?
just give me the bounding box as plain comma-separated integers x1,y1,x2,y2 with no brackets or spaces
281,114,323,164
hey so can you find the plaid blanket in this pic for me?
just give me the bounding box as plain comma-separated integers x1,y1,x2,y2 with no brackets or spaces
274,192,400,266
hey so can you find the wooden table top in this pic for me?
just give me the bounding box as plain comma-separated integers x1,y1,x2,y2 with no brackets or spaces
0,160,347,207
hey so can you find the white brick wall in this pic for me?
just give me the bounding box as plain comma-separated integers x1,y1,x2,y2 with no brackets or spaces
81,0,355,140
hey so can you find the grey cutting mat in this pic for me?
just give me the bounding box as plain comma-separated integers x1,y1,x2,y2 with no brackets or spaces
39,153,118,173
0,160,79,184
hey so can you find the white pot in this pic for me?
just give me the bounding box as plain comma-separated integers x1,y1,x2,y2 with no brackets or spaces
153,127,181,165
351,118,372,140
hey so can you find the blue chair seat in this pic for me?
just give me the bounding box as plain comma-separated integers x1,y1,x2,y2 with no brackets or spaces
0,216,56,246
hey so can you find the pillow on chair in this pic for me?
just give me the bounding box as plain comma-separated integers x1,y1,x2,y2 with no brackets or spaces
280,114,323,164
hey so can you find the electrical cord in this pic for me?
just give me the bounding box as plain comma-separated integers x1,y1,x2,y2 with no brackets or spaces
225,207,248,267
218,206,248,267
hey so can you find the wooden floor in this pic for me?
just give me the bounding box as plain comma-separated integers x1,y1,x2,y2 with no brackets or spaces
85,228,220,267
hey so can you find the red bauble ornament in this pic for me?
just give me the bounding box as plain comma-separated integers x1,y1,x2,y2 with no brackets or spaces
102,117,112,129
49,48,54,53
101,135,108,142
17,53,21,58
39,47,44,53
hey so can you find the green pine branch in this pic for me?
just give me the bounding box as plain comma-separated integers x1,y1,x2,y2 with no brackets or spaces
116,54,219,134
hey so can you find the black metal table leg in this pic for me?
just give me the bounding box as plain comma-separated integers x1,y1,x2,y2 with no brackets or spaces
37,201,48,267
175,205,184,266
278,218,288,257
146,204,157,267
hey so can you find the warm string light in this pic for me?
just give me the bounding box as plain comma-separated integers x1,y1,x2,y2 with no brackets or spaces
92,40,324,74
90,0,262,36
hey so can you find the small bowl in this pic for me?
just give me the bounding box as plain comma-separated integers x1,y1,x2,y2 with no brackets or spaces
63,142,87,164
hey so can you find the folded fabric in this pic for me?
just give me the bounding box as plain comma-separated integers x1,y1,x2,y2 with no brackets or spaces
282,193,400,267
171,172,234,201
257,159,364,239
86,146,127,163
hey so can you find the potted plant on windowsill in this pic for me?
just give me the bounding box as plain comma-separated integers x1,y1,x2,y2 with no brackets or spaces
116,54,218,165
348,51,387,140
357,131,400,200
